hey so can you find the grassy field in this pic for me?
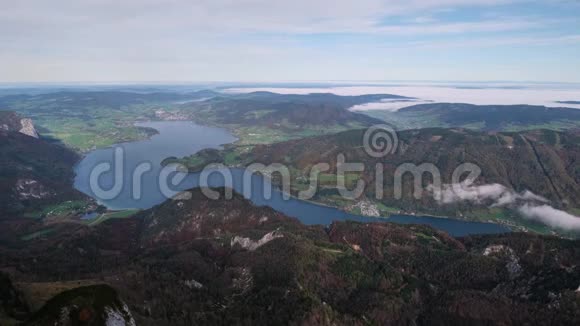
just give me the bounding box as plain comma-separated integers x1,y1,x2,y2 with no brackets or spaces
82,209,140,226
232,124,367,145
12,93,372,153
23,200,94,219
34,110,160,152
3,93,181,152
40,118,155,151
21,228,56,241
376,202,402,215
503,121,580,132
19,209,139,242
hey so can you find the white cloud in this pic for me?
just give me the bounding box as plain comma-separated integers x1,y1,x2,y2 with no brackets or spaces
400,34,580,49
429,183,548,206
1,0,579,82
372,19,539,35
1,0,522,35
350,99,433,111
225,85,580,109
1,9,570,51
427,182,580,231
0,0,539,46
518,204,580,231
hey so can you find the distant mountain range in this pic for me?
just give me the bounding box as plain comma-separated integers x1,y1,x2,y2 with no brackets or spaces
182,92,402,128
556,101,580,105
0,90,217,111
366,103,580,131
0,90,402,129
0,90,410,150
5,89,580,150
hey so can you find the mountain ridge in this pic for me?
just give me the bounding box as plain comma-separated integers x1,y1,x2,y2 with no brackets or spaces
364,103,580,132
171,127,580,235
1,187,579,325
0,111,91,218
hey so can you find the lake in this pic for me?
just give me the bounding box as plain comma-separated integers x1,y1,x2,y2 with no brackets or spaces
74,121,510,236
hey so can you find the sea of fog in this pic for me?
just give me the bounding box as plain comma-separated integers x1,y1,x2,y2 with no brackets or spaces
224,83,580,111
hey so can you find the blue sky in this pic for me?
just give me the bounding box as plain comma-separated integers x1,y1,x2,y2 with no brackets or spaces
1,0,579,82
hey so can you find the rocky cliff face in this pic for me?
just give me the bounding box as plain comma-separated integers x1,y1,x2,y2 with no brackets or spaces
0,111,38,138
18,117,39,138
0,114,88,217
25,285,136,326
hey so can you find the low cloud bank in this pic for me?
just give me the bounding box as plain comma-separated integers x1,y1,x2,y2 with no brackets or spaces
349,99,431,111
518,204,580,231
431,183,548,206
224,85,580,110
430,183,580,231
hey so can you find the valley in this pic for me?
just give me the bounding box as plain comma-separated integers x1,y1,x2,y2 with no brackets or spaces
1,86,580,325
71,119,509,236
3,88,580,236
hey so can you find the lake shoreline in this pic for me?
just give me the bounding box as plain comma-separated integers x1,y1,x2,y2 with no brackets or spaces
73,120,511,236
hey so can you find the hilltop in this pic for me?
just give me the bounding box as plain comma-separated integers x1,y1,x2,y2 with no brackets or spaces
171,128,580,235
365,103,580,131
180,92,405,144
